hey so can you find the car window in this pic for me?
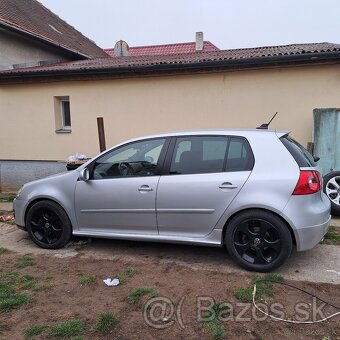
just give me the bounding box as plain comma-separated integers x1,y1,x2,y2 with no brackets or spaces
225,137,254,172
280,136,316,167
170,136,228,174
92,138,166,179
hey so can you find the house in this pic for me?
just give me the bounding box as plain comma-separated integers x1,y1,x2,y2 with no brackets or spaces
1,0,340,192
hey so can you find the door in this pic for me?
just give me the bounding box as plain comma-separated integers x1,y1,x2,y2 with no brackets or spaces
156,136,253,238
314,108,340,174
75,138,167,234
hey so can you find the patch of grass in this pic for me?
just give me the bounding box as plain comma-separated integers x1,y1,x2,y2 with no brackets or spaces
234,274,284,302
15,256,35,269
91,312,117,333
251,329,264,340
23,324,48,338
0,272,33,313
0,247,8,255
79,274,96,286
0,195,15,202
127,287,159,304
49,319,85,338
323,226,340,245
203,303,229,340
117,267,138,284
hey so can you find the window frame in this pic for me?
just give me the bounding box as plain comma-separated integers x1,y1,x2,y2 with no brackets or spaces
86,137,171,180
60,99,71,130
162,135,255,175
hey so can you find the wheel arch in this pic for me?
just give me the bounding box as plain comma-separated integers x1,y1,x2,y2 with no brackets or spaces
24,197,73,228
221,207,296,246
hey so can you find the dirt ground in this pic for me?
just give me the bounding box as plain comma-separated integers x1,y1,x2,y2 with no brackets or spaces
0,250,339,340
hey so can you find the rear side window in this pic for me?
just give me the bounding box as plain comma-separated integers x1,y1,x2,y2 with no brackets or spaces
169,136,254,175
280,136,316,167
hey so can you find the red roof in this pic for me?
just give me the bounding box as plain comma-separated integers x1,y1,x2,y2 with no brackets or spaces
105,41,219,57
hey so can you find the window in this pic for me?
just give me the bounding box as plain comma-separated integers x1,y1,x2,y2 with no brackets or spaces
92,138,166,179
169,136,254,175
54,96,71,133
170,136,228,174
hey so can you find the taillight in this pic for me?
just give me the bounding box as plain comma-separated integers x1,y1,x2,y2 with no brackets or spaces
292,170,321,195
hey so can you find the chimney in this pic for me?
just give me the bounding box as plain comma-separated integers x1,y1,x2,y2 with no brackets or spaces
114,40,129,57
195,32,204,51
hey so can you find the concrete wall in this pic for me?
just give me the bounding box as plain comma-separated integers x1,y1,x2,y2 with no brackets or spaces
1,64,340,163
0,160,66,193
0,29,69,70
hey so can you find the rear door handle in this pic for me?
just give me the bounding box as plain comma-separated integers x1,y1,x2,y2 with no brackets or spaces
219,182,238,189
138,185,153,192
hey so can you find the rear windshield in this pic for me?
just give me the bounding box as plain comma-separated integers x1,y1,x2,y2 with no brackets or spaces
280,136,316,167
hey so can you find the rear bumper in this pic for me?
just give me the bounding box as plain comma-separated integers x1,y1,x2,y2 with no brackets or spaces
13,198,26,230
281,192,331,251
293,216,331,251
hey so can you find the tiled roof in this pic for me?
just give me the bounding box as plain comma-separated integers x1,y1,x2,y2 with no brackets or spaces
105,41,219,57
0,0,107,58
1,42,340,77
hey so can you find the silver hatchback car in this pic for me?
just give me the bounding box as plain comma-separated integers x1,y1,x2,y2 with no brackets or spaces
14,130,331,272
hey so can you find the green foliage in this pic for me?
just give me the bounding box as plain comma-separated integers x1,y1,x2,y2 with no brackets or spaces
0,271,32,312
117,267,138,284
0,195,15,202
23,324,47,338
0,247,8,255
203,302,229,340
234,274,284,302
91,312,117,333
323,226,340,245
79,274,96,286
15,256,35,269
49,319,85,338
127,287,159,304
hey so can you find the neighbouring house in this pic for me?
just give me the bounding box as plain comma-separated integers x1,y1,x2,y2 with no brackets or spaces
1,0,340,192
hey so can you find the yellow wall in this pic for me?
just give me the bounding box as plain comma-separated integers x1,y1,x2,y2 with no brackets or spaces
1,64,340,161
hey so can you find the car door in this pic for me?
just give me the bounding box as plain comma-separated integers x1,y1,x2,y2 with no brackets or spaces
156,135,254,238
75,137,168,235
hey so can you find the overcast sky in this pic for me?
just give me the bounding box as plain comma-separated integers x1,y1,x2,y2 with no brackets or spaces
39,0,339,50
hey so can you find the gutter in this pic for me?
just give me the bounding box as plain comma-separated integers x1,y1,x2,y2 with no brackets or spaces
1,50,340,81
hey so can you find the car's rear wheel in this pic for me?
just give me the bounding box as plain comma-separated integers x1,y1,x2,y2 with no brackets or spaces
323,171,340,216
225,209,292,272
25,200,72,249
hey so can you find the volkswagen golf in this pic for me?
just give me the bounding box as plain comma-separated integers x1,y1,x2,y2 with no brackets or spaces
13,129,331,272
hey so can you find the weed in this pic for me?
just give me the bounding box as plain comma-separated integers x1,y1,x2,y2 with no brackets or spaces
323,226,340,245
0,272,32,312
203,302,229,340
92,312,117,333
117,267,137,284
23,324,47,338
0,195,15,202
79,274,96,286
234,274,284,302
49,319,85,338
128,287,159,304
15,256,35,269
0,247,8,255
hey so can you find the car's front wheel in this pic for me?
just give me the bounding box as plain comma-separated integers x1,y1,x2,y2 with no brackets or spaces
25,200,72,249
323,171,340,216
225,209,292,272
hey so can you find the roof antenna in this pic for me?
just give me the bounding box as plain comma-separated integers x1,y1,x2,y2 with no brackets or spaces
256,112,278,130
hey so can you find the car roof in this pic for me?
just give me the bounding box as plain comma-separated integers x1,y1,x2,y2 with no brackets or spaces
130,129,289,140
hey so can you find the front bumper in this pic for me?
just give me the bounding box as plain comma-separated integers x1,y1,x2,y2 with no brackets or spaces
13,198,26,230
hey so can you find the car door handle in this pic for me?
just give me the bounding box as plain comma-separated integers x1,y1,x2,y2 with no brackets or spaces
219,182,238,189
138,185,153,192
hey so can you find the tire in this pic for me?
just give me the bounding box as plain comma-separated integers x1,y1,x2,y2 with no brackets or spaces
323,171,340,216
225,209,292,272
25,200,72,249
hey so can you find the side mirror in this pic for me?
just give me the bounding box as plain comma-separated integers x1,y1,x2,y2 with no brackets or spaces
79,168,90,181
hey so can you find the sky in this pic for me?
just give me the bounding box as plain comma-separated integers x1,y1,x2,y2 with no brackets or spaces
39,0,340,50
